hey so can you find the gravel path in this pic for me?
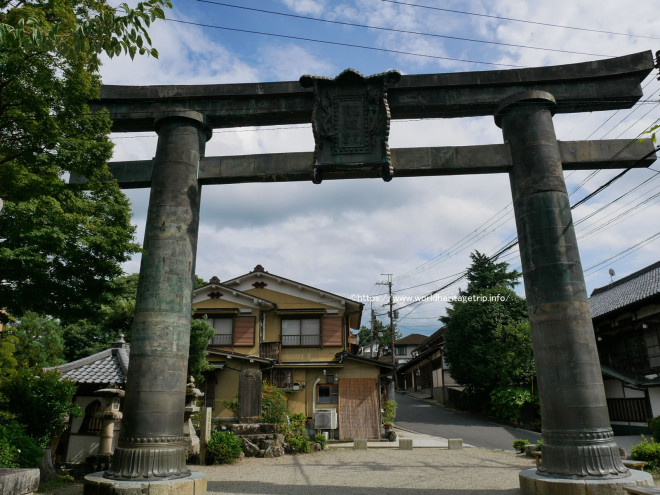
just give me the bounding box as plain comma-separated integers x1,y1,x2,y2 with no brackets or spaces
196,448,535,494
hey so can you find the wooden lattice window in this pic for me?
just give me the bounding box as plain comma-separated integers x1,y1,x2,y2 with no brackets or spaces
272,369,294,389
79,400,103,435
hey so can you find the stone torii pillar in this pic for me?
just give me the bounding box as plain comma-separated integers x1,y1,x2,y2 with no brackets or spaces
106,111,211,480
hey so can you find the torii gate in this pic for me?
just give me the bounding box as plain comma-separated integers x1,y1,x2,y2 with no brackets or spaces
85,51,658,493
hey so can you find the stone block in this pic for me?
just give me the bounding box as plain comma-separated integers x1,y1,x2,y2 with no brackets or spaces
83,471,207,495
519,468,655,495
0,468,40,495
399,439,413,450
353,439,368,450
448,439,463,450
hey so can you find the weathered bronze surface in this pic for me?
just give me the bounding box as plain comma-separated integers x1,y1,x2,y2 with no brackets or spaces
496,91,628,479
71,139,655,188
92,51,653,132
299,69,400,183
105,111,210,480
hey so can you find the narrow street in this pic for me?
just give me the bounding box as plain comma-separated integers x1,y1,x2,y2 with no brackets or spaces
394,392,541,450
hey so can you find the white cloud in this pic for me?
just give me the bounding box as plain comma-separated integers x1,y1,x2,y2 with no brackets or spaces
101,0,660,335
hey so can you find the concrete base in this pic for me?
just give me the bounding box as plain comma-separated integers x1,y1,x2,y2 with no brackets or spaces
520,468,653,494
83,471,206,494
448,438,463,450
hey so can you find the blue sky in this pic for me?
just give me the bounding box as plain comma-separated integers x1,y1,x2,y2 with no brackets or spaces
100,0,660,336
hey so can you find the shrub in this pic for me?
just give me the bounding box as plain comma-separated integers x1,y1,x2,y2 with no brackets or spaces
535,439,543,451
382,400,397,425
206,430,243,465
631,436,660,470
513,439,530,453
0,421,43,468
489,387,537,425
314,433,327,450
281,413,311,453
262,383,288,425
650,416,660,442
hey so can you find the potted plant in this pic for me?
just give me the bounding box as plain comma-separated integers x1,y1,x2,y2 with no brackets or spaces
382,400,397,429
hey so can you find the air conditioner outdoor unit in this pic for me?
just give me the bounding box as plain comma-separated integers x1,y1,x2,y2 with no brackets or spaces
314,408,338,430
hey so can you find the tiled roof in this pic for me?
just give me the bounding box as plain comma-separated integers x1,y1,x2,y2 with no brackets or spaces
589,261,660,319
394,333,427,345
51,337,129,385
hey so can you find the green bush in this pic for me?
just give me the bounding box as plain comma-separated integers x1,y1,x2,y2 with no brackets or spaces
280,413,311,453
0,421,43,468
513,439,530,453
314,433,327,450
631,436,660,470
650,416,660,442
262,383,288,424
535,439,543,451
382,400,397,425
206,430,243,465
489,387,537,425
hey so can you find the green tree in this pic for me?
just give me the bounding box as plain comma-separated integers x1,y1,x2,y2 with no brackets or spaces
5,312,65,369
441,286,530,392
356,319,402,347
0,368,80,448
188,318,214,384
0,0,171,324
462,250,521,295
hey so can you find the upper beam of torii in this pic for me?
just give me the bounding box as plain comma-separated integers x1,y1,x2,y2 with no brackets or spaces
87,51,657,186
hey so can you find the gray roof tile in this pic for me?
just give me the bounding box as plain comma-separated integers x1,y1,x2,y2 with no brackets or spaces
589,261,660,319
51,338,130,385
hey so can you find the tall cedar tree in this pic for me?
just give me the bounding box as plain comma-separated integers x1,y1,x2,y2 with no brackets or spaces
0,0,171,324
441,251,533,393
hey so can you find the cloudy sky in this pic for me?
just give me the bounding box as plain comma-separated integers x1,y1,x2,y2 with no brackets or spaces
99,0,660,336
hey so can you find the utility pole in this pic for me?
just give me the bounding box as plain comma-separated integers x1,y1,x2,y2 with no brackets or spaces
370,304,376,358
377,274,396,401
377,274,395,365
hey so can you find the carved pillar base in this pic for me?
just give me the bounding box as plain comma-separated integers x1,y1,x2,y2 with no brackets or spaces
539,429,628,479
105,436,190,480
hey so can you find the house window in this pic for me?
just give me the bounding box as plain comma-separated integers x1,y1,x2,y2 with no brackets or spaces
317,384,339,404
395,345,407,356
282,319,320,346
79,400,103,435
272,369,294,389
210,318,232,346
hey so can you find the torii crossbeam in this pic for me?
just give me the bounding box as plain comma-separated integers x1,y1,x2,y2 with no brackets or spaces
88,51,658,494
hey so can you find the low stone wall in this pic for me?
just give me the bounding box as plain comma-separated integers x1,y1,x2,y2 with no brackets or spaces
0,468,40,495
228,424,285,458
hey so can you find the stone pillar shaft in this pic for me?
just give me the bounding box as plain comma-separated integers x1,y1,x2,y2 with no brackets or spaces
495,91,628,479
107,112,209,480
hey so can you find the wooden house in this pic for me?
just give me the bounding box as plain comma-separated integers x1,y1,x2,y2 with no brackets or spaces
590,260,660,434
193,265,392,440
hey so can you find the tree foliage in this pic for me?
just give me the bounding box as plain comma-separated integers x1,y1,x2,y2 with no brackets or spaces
356,319,402,347
462,250,521,295
4,312,65,368
188,317,214,384
0,0,171,324
441,251,532,394
442,287,531,392
0,368,80,448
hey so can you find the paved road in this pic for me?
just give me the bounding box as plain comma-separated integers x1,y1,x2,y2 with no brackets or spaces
395,392,541,450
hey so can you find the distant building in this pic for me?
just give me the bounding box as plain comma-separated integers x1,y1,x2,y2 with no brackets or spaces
393,333,427,365
591,260,660,434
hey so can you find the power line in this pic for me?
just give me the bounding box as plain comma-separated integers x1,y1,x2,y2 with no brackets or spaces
192,0,611,58
167,18,524,68
379,0,660,40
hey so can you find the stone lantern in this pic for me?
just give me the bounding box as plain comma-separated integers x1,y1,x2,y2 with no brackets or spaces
184,377,203,458
93,385,124,467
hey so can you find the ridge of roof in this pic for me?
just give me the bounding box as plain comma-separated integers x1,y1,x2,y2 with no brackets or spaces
589,261,660,319
215,265,363,310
